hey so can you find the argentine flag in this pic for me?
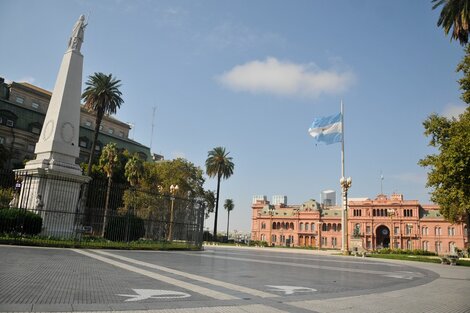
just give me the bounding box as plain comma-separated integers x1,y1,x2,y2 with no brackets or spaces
308,113,342,145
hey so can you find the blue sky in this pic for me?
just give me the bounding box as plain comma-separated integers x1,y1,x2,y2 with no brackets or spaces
0,0,466,233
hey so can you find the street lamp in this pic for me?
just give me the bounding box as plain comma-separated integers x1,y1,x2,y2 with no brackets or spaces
387,208,396,249
168,184,179,241
340,176,352,254
268,206,275,246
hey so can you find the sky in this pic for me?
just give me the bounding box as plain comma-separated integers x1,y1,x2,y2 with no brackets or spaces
0,0,466,234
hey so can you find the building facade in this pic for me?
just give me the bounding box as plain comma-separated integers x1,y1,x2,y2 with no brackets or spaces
0,78,151,169
251,193,467,254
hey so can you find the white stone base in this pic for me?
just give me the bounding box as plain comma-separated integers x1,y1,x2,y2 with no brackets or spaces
14,168,90,238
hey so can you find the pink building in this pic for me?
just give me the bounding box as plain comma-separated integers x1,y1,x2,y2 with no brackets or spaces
251,193,467,254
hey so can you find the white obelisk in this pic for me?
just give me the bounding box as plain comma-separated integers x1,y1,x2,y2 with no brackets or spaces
16,15,91,237
25,15,87,175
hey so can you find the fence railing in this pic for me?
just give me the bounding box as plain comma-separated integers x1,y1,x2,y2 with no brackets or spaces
0,169,205,248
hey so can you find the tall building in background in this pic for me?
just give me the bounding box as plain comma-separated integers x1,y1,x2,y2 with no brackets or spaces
321,190,336,207
272,195,287,206
252,195,267,204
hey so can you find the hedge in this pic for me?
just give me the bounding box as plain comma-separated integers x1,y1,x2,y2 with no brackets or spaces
104,213,145,242
0,208,42,235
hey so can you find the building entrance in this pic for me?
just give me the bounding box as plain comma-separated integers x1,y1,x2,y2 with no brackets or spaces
376,225,390,249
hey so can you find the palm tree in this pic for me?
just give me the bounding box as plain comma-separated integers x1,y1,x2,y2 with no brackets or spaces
433,0,470,45
99,143,120,236
224,198,234,240
125,154,144,187
205,147,234,240
82,72,123,176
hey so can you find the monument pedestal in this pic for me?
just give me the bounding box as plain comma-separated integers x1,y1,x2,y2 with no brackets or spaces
15,168,90,238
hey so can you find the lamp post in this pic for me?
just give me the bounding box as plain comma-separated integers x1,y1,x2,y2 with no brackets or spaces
268,206,274,246
387,208,396,249
340,176,352,254
168,184,179,242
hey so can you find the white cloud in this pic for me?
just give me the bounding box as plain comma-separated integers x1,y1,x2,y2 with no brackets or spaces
217,57,355,98
18,76,36,84
442,103,467,119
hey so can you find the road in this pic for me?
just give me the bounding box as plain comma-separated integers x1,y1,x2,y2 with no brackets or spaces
0,245,469,312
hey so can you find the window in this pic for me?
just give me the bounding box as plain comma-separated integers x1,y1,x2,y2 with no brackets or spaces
406,224,412,235
32,102,39,109
423,241,429,251
435,241,442,253
394,226,399,235
449,242,456,254
0,136,5,144
300,223,304,231
406,239,412,250
435,227,442,236
108,128,114,134
366,226,371,234
79,139,88,148
119,131,125,138
15,96,24,104
448,227,455,236
85,120,92,127
27,144,35,152
321,237,327,246
332,237,337,247
31,126,40,134
6,119,14,127
310,223,314,232
422,226,428,236
272,235,277,243
305,223,309,231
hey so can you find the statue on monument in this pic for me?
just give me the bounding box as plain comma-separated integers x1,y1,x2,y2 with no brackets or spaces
68,15,87,52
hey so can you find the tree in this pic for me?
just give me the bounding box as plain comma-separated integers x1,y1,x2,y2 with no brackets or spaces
125,154,144,187
224,198,234,240
432,0,470,45
82,73,123,176
205,147,234,241
99,142,120,236
203,190,216,219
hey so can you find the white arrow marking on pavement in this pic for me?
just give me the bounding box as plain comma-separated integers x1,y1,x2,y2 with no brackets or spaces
265,285,317,295
118,289,191,301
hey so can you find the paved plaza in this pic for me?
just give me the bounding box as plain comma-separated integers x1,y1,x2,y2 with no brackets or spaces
0,244,469,313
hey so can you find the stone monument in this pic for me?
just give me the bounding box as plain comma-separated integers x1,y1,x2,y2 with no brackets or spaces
15,15,91,237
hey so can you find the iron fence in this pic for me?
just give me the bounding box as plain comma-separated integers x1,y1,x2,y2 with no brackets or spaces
0,169,205,248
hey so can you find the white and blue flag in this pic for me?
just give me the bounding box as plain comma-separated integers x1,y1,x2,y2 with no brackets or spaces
308,113,342,145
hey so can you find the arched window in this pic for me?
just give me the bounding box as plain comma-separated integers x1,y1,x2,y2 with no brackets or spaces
373,209,376,216
322,223,327,231
261,222,266,229
337,223,341,231
422,241,429,251
332,224,337,232
311,223,315,232
290,222,294,230
300,223,304,231
305,223,309,231
276,222,281,229
272,222,276,230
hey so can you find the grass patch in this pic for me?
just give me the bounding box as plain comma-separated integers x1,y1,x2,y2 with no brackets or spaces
0,235,200,250
368,253,470,267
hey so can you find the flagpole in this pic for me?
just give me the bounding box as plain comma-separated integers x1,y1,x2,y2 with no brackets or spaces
340,100,351,254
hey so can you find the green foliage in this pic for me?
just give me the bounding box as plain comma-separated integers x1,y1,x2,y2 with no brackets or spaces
249,240,268,247
419,107,470,224
0,208,42,235
125,154,144,186
457,45,470,103
433,0,470,45
82,72,124,176
205,147,235,239
0,188,14,208
99,143,120,178
224,198,234,213
104,213,145,242
374,248,436,256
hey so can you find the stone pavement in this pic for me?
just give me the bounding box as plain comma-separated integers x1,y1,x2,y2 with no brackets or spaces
0,245,469,313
